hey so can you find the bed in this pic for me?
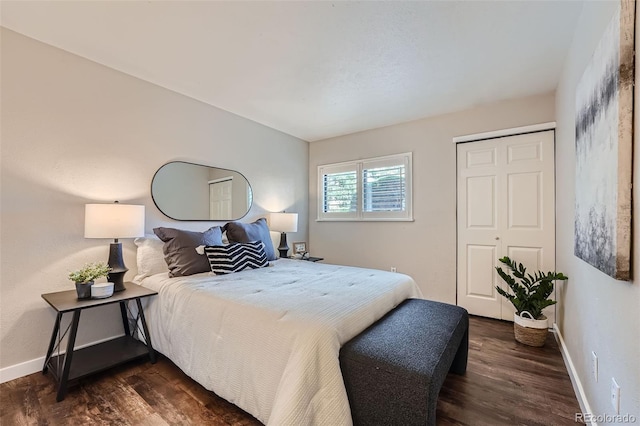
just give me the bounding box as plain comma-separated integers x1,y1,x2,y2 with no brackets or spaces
135,255,421,425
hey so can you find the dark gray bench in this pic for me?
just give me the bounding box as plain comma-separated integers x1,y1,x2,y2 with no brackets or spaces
340,298,469,426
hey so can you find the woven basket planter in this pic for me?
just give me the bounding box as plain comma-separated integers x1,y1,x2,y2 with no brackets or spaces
513,312,548,347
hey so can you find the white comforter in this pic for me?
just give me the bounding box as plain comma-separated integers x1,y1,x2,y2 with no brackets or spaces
138,259,421,425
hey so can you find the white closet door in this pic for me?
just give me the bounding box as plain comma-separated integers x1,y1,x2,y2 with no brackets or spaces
210,179,233,220
457,130,555,321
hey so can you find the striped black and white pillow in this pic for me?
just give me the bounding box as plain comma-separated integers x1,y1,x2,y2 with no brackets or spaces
202,241,269,275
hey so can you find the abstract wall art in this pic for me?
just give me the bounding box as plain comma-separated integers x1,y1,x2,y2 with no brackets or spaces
574,0,635,281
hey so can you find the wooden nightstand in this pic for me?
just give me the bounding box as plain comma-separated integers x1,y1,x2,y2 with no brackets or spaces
41,282,157,401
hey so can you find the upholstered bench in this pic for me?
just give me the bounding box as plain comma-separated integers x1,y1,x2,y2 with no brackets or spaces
339,298,469,426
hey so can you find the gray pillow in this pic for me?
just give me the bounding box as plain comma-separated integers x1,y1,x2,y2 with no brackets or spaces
153,226,223,277
224,218,276,261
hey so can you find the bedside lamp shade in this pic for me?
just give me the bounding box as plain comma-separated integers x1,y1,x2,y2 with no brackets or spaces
269,212,298,259
85,204,145,239
269,212,298,233
85,203,145,292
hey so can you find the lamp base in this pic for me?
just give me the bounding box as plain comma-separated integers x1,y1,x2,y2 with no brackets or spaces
107,242,128,292
278,232,290,259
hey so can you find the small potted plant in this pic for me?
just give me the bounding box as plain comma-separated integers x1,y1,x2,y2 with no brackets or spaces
69,262,111,299
495,256,568,347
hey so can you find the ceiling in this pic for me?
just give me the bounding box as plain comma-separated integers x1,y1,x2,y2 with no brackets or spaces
1,1,584,142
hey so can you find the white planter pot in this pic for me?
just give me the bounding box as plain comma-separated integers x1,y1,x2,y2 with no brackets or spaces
513,311,548,329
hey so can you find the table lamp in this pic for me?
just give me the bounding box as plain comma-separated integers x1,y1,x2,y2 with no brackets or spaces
269,212,298,258
84,202,145,291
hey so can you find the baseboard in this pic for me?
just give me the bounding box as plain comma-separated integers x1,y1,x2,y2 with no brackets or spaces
0,356,44,384
0,333,125,384
553,323,596,426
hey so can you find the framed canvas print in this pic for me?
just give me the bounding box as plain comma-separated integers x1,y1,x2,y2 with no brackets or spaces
574,0,634,280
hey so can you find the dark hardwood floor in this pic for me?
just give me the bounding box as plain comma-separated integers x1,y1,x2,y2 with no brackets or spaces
437,317,582,426
1,316,582,425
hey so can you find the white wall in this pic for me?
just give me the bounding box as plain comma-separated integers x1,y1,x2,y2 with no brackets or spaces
309,93,555,301
0,28,308,372
555,2,639,419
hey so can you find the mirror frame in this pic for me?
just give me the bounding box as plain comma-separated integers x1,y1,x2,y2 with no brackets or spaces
151,160,253,221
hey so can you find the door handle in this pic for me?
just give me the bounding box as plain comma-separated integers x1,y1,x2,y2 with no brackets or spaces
495,237,500,240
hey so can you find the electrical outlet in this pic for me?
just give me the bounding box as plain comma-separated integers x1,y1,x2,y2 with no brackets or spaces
611,378,620,414
390,267,397,272
591,351,598,382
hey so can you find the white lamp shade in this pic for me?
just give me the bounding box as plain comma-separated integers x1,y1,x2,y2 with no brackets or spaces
269,212,298,233
84,204,145,239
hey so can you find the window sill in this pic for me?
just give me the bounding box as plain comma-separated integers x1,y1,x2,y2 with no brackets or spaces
316,217,414,222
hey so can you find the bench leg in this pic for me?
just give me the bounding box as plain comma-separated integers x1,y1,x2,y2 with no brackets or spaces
450,326,468,375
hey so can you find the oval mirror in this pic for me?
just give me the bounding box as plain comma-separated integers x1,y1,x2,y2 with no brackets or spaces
152,161,253,221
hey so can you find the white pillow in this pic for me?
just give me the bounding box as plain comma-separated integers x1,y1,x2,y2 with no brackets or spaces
133,235,168,282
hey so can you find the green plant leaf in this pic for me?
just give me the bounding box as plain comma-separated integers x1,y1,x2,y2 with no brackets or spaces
493,258,568,319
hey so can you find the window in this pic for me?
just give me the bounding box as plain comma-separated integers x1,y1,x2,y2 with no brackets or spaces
318,152,412,221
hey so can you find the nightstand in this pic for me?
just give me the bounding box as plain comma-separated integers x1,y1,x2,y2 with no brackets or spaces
304,256,324,262
290,255,324,262
41,282,157,401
